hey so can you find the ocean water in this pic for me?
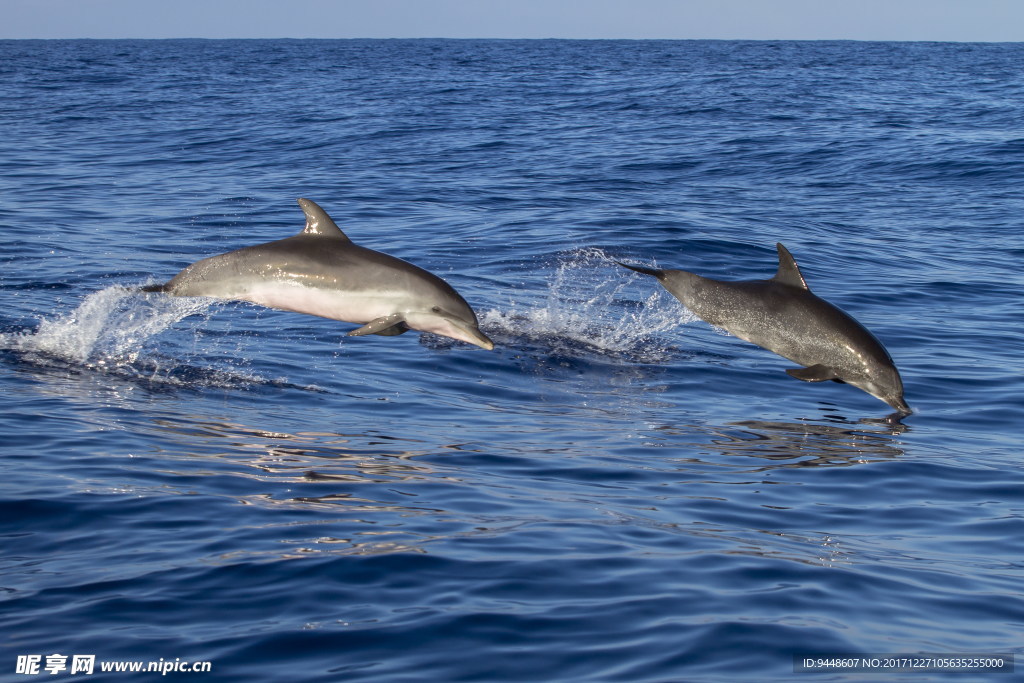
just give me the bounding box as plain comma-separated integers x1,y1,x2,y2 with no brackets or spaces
1,38,1023,681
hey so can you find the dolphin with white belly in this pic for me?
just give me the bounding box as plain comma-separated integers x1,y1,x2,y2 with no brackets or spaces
143,198,494,350
619,244,909,414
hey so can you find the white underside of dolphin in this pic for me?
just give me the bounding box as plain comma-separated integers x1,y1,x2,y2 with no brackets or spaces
144,198,494,351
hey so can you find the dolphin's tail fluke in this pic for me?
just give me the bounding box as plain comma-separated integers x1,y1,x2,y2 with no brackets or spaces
139,283,168,293
616,261,665,279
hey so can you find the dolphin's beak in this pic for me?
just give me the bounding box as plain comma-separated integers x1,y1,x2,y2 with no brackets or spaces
411,311,495,350
888,396,912,415
459,325,495,351
448,317,495,350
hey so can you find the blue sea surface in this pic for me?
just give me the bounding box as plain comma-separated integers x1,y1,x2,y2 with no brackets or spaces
1,39,1023,681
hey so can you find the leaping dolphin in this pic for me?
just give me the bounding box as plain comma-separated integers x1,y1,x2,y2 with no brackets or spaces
143,198,494,350
619,244,910,414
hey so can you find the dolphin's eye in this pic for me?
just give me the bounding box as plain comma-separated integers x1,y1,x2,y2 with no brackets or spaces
431,306,442,313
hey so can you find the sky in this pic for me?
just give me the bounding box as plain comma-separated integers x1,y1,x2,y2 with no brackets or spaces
2,0,1024,42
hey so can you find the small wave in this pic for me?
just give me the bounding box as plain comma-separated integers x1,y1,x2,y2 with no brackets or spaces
480,248,692,364
0,286,323,392
1,285,211,366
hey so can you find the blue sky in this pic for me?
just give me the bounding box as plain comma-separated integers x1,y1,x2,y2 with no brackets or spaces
3,0,1024,41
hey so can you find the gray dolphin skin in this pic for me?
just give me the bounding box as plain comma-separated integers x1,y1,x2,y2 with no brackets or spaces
143,198,494,350
620,244,910,414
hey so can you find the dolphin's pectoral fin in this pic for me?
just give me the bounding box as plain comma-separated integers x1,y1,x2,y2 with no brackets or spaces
786,364,843,382
348,314,409,337
371,323,410,336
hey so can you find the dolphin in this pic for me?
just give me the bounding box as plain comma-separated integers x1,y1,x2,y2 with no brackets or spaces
619,243,910,414
142,198,494,350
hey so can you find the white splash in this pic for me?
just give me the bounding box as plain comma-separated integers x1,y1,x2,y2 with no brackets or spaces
1,287,325,392
2,286,212,368
479,248,694,363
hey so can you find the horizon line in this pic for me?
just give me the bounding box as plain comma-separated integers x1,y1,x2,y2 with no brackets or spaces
2,36,1021,44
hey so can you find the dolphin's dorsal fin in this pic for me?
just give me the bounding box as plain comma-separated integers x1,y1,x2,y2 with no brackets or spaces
296,198,351,239
773,243,808,290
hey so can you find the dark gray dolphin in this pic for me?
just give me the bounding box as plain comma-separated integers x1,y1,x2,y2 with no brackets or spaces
619,244,909,414
143,198,494,350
